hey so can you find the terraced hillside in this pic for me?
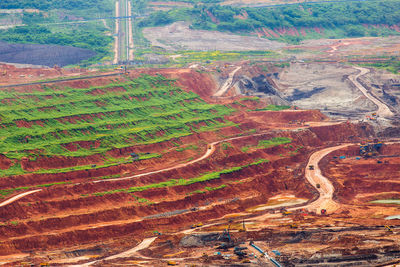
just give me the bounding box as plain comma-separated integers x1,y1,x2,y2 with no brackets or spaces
0,74,233,178
2,67,395,266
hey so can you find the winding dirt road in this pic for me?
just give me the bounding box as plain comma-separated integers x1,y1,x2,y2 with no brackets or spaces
94,131,272,184
213,66,241,97
349,67,394,118
81,143,353,265
294,144,351,213
0,132,272,207
69,237,157,267
0,189,42,208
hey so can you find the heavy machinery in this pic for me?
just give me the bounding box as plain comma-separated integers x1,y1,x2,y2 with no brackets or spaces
282,211,292,216
217,223,236,249
234,246,248,259
249,241,282,267
360,140,383,158
115,65,129,75
191,222,203,228
238,219,246,232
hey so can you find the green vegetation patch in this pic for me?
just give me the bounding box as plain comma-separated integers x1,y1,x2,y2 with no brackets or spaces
250,105,291,111
0,0,114,66
0,181,70,199
241,137,292,152
0,74,235,176
240,96,260,102
134,50,278,66
358,59,400,74
92,158,269,197
139,0,400,44
187,184,227,195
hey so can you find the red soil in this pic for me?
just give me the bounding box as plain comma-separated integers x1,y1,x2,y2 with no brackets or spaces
15,120,35,128
0,155,13,170
0,64,89,88
320,144,400,203
86,86,126,96
0,66,390,261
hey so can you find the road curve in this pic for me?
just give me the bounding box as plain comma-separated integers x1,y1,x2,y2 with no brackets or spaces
98,143,353,265
0,189,42,208
290,144,351,213
213,66,241,97
69,237,157,267
349,67,394,118
94,131,271,183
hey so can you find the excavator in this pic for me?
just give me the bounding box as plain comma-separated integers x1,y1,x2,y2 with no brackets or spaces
115,65,129,75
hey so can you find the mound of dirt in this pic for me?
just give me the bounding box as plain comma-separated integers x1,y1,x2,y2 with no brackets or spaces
0,41,96,67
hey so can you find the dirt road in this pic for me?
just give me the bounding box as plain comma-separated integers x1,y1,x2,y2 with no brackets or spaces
213,66,241,97
0,189,42,208
0,123,345,207
70,237,157,266
349,67,394,118
94,131,271,183
250,143,351,223
293,144,351,213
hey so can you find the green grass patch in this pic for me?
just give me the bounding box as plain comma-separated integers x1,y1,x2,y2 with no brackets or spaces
176,145,199,152
241,137,292,152
91,157,271,197
250,105,291,111
358,59,400,74
0,181,70,199
187,184,227,196
240,97,260,102
250,158,269,165
0,74,236,176
221,142,232,150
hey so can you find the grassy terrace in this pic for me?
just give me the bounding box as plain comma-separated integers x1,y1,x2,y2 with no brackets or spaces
92,158,270,197
241,137,292,152
0,74,234,165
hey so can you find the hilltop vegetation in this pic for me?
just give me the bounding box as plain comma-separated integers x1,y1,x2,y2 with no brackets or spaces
139,0,400,43
0,0,114,66
0,0,113,14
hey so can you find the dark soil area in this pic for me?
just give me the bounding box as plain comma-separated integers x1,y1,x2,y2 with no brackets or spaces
0,41,96,67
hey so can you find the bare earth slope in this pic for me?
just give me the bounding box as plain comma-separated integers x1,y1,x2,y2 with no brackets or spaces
0,64,399,266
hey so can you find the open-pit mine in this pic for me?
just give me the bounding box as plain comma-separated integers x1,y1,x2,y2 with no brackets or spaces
0,60,399,266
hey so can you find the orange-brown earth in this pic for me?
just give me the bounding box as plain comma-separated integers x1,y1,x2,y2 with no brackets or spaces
0,65,399,266
321,143,400,205
0,64,91,86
